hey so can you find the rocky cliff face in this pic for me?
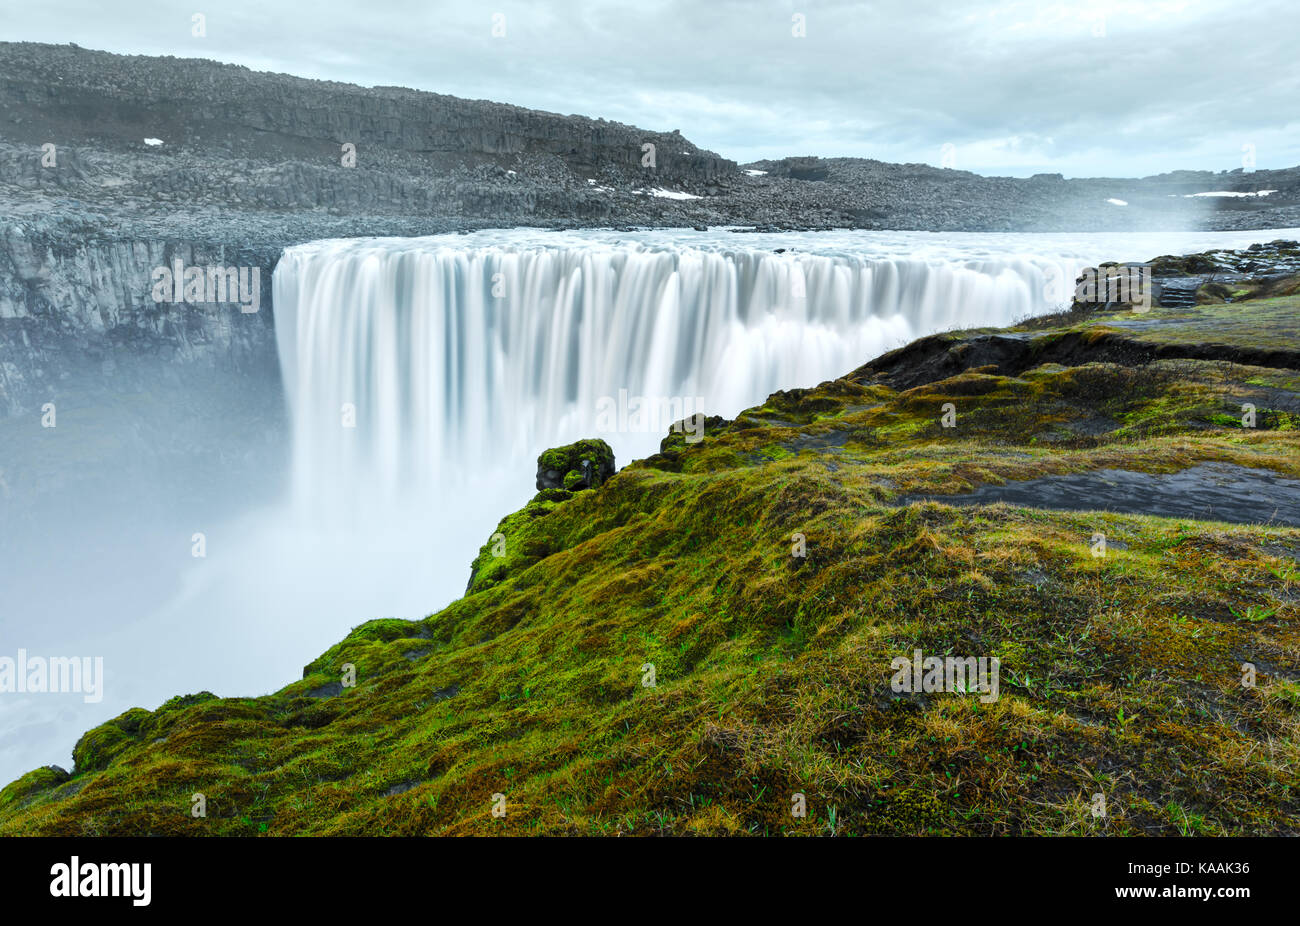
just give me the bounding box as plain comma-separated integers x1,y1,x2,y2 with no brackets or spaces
0,222,278,416
0,42,733,185
0,40,734,223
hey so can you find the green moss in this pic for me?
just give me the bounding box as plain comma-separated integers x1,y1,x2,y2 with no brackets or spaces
72,716,139,773
465,492,570,595
0,767,70,807
156,692,218,714
536,438,615,491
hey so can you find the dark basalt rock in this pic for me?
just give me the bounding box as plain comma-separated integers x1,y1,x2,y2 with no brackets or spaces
660,413,730,453
535,438,615,492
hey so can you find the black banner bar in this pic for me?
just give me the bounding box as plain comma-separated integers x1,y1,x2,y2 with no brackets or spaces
0,836,1280,913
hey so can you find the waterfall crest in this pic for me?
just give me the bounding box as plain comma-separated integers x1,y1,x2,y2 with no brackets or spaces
273,233,1077,515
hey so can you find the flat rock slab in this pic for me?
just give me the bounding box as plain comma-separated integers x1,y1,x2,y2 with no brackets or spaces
909,462,1300,526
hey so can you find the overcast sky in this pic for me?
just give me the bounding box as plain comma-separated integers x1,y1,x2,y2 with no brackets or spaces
3,0,1297,177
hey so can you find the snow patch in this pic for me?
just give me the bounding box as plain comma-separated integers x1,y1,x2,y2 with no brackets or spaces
639,187,703,201
1184,190,1278,198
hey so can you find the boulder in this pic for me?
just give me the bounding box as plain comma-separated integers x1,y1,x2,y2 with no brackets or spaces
535,438,615,492
0,765,70,807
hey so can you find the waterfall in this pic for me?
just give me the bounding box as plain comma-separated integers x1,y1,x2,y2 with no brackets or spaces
272,232,1079,519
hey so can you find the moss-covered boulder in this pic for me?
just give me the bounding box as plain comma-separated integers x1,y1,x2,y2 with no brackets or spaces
535,438,615,491
72,707,152,773
0,766,70,808
660,414,730,453
466,439,617,594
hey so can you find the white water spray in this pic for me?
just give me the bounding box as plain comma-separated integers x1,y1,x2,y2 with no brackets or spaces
273,232,1082,519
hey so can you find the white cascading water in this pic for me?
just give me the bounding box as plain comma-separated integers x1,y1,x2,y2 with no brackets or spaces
267,225,1300,616
272,231,1084,521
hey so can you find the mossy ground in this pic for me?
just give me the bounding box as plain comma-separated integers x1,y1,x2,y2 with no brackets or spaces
3,295,1298,836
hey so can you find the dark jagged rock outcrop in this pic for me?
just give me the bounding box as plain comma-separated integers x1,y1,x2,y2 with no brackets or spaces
852,243,1300,393
535,438,616,492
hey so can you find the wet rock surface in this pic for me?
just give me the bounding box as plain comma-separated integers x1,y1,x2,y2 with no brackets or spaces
535,439,616,492
909,463,1300,527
